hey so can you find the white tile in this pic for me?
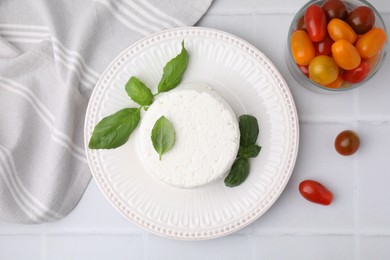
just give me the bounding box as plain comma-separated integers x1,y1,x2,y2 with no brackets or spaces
253,123,355,232
253,235,354,259
46,234,143,260
360,236,390,260
197,14,255,44
0,235,41,260
44,181,144,233
147,234,252,260
358,124,390,231
357,14,390,121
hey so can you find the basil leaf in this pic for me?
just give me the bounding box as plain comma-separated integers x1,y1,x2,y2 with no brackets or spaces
125,77,154,106
224,158,250,187
88,108,140,149
158,41,189,93
239,115,259,146
151,116,175,160
238,144,262,158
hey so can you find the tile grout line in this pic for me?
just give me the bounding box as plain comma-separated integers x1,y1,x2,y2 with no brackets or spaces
41,233,47,260
353,89,360,260
142,233,149,260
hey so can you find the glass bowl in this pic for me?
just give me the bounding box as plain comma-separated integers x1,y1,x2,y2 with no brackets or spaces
286,0,387,94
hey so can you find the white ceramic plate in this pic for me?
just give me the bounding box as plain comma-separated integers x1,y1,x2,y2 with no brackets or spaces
84,27,299,240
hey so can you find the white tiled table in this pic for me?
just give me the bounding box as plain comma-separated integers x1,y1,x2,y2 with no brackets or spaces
1,0,390,259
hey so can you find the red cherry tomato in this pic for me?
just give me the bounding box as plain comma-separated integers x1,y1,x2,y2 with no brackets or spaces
299,180,333,206
297,15,307,31
305,4,327,42
314,34,334,55
335,130,360,156
298,64,309,77
347,6,375,34
343,62,370,83
321,0,348,21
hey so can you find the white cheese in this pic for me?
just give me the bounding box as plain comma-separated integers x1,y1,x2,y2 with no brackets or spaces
138,83,239,189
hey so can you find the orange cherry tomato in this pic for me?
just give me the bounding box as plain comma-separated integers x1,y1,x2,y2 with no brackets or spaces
327,18,357,44
291,30,316,66
332,39,361,70
305,4,327,42
309,55,339,85
326,73,344,88
299,180,333,205
356,28,387,59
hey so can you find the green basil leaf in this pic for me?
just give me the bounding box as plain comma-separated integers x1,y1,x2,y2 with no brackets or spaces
238,144,262,159
88,108,140,149
239,115,259,146
224,158,250,187
125,77,154,106
157,41,189,93
151,116,175,160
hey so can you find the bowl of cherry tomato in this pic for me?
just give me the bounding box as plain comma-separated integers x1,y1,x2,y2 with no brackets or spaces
286,0,387,93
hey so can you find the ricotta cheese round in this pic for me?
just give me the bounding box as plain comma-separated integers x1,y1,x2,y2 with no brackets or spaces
138,83,239,189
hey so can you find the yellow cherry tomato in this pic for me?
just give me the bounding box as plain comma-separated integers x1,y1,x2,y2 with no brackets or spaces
332,39,361,70
309,55,339,85
326,73,344,89
327,18,357,44
356,28,387,59
291,30,316,66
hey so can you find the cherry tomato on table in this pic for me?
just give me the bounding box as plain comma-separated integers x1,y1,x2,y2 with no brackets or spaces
309,55,339,85
291,30,316,66
327,18,357,44
343,61,370,83
299,180,333,206
321,0,348,21
347,6,375,34
332,39,361,70
305,4,327,42
335,130,360,156
356,28,387,59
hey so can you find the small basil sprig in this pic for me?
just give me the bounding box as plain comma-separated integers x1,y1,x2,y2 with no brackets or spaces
125,77,154,106
224,115,261,187
224,158,249,188
158,41,189,93
88,108,140,149
238,144,261,158
239,114,259,146
89,41,188,150
151,116,175,160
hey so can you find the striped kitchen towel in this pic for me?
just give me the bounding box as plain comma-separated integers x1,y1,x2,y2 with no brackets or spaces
0,0,213,224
